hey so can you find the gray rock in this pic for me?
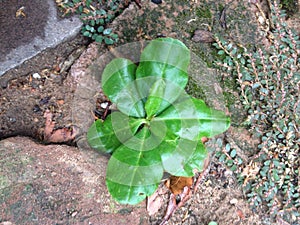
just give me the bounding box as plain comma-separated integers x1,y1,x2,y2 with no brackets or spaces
0,0,82,76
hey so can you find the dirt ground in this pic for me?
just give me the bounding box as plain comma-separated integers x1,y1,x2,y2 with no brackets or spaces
0,0,299,224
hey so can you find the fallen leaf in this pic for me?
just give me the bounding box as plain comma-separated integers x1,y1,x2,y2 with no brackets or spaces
43,110,77,143
241,161,260,186
165,176,193,195
160,157,212,225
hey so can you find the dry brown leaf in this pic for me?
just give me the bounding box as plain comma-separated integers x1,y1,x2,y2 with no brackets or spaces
43,110,77,143
165,176,193,195
241,160,260,186
160,158,211,224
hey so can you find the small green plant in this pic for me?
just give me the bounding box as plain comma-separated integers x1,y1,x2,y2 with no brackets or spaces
213,1,299,223
87,38,230,204
59,0,126,44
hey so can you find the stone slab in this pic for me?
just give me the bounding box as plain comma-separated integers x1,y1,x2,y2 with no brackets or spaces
0,0,82,76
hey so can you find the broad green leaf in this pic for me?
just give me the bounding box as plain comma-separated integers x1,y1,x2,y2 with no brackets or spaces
106,180,158,205
145,79,166,117
157,138,206,176
152,97,230,140
106,127,163,204
136,38,190,97
144,78,184,118
174,141,207,176
102,58,145,117
87,112,144,153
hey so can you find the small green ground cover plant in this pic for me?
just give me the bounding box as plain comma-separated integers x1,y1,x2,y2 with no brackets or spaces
58,0,127,44
213,1,299,223
87,38,230,204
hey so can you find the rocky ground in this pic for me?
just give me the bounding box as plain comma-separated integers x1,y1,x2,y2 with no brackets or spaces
0,0,299,224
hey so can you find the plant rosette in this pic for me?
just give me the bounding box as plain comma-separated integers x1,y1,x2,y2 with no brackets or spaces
87,38,230,204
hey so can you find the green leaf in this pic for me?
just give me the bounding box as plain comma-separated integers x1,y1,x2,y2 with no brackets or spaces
208,222,218,225
85,25,94,32
104,37,114,45
109,33,118,39
103,28,112,35
157,138,207,176
106,180,158,205
95,35,103,43
106,127,163,204
230,149,237,158
97,26,104,33
175,140,207,176
144,78,184,118
136,38,190,96
97,9,107,15
92,33,98,40
87,112,144,153
218,50,225,55
152,97,230,140
83,31,91,37
102,58,145,117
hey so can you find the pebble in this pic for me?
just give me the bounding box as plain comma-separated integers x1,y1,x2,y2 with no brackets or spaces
9,117,16,123
230,198,238,205
192,30,214,43
100,102,109,108
32,72,41,79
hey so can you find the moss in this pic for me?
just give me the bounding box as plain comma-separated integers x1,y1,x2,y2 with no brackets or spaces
185,78,207,102
222,77,238,103
0,186,12,204
0,175,9,189
195,5,212,19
